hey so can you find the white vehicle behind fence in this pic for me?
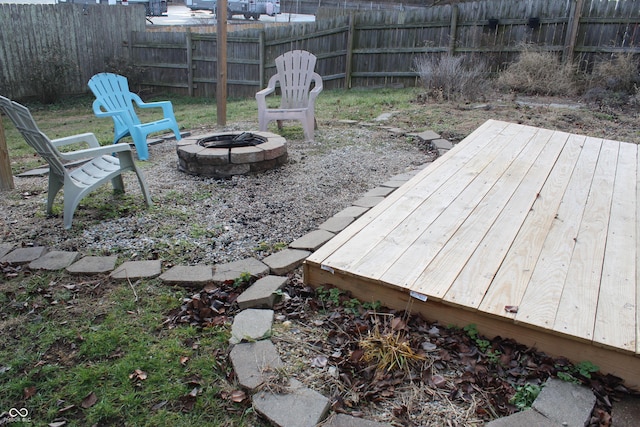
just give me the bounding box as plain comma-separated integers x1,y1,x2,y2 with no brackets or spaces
186,0,280,20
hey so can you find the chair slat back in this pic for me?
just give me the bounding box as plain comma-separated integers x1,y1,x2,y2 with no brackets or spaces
88,73,141,130
275,50,317,109
0,96,67,177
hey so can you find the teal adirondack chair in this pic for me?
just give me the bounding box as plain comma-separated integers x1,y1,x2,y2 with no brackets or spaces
0,95,153,229
88,73,181,160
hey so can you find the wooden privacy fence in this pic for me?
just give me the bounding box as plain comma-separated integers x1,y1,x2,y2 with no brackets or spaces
0,3,146,100
132,0,640,99
0,0,639,101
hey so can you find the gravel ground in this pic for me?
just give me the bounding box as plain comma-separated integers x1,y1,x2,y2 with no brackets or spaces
0,121,435,264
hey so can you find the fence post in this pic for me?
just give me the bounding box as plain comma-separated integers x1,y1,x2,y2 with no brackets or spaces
259,30,265,89
186,28,193,97
217,0,228,126
448,4,458,55
563,0,584,63
0,115,14,191
345,13,355,89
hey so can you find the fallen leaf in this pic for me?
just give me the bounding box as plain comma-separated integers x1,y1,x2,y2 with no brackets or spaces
311,355,328,368
431,375,447,388
58,404,75,414
129,369,148,381
180,356,190,365
391,317,407,331
504,305,519,313
151,400,168,411
230,389,246,403
80,391,97,408
24,386,36,399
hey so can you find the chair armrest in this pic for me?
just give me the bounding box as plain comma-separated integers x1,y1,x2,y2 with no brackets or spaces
51,132,101,149
58,142,132,161
132,95,177,120
309,73,324,101
256,75,280,109
92,99,135,123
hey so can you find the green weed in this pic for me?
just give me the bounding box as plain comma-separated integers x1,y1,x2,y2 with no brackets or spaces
509,383,542,410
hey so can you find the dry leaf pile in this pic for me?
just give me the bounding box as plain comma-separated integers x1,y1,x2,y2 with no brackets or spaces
165,271,634,426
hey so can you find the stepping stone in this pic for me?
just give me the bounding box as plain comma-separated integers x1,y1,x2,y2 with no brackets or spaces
323,414,393,427
288,230,334,251
66,255,118,274
29,251,79,270
0,246,47,264
236,275,287,309
318,216,354,233
0,243,15,259
253,379,330,427
611,393,640,427
374,112,394,121
432,138,454,150
110,260,162,280
230,340,283,390
384,127,405,136
159,265,213,287
380,179,407,189
212,257,269,283
16,167,49,177
485,409,556,427
363,186,395,197
352,196,384,208
333,206,368,218
415,130,441,142
532,378,595,427
262,249,311,275
230,308,273,345
389,172,415,181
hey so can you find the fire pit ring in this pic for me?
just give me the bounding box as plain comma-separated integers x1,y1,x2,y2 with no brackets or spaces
176,131,287,178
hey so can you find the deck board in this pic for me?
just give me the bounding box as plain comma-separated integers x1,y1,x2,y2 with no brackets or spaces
304,119,640,387
594,141,637,352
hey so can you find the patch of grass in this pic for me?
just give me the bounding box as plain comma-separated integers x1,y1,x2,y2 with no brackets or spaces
0,273,263,426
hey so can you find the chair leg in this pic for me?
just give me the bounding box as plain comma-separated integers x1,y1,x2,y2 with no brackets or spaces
130,128,150,161
135,170,153,206
302,116,315,143
111,175,125,193
47,175,63,215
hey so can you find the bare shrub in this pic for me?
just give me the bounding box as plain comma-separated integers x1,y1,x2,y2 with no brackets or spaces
588,53,639,93
27,46,79,104
103,57,147,93
496,48,578,96
414,54,490,102
582,54,640,109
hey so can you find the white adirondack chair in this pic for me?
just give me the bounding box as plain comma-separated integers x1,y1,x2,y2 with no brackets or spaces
0,96,152,229
256,50,323,142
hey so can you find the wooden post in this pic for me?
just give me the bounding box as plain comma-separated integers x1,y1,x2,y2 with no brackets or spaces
186,28,194,97
345,13,355,89
0,115,14,191
448,5,458,56
563,0,584,64
259,31,265,89
216,0,228,126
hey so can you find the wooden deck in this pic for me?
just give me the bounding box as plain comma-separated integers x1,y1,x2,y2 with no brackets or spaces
304,119,640,388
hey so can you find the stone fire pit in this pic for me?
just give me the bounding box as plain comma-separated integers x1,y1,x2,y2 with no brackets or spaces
176,131,287,178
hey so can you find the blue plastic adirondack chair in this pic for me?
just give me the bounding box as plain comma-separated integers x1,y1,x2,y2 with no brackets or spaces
88,73,181,160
